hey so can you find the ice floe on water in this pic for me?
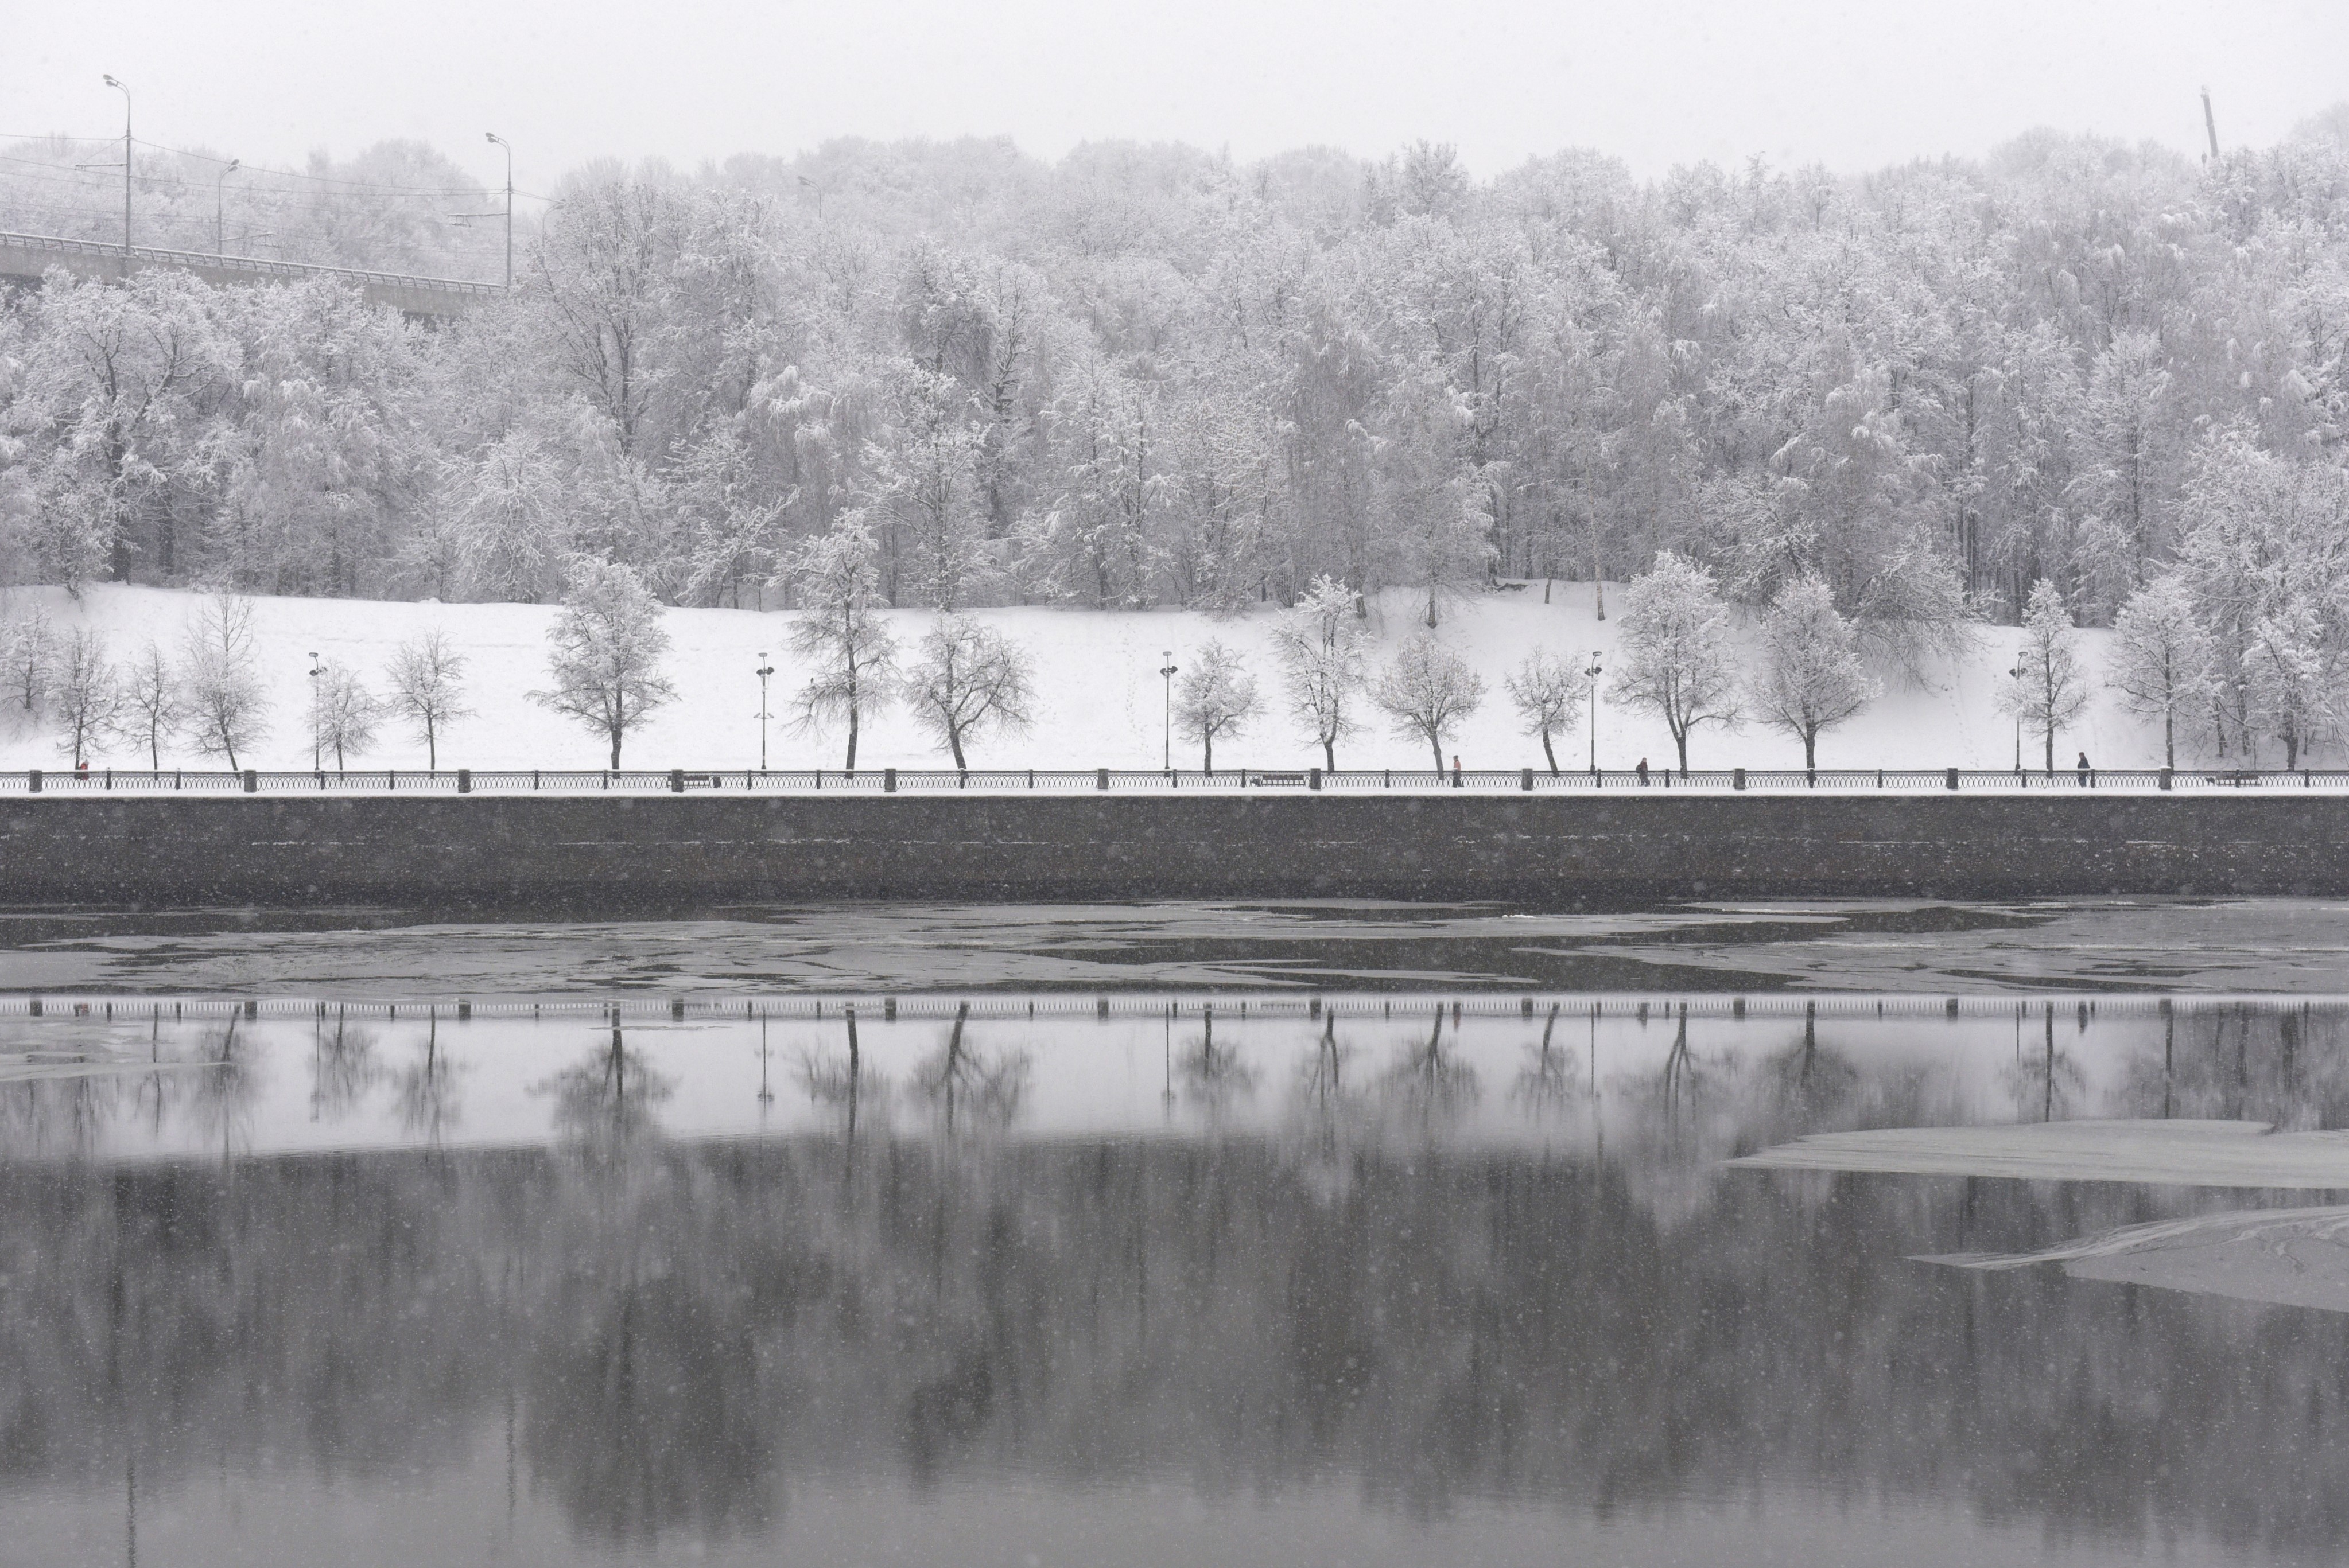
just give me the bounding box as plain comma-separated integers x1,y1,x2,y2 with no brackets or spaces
1727,1118,2349,1188
1919,1205,2349,1314
0,1048,220,1085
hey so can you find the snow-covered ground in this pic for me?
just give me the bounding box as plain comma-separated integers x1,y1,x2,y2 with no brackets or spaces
0,582,2171,775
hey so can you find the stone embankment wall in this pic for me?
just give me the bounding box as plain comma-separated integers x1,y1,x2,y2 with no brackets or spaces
2,796,2342,906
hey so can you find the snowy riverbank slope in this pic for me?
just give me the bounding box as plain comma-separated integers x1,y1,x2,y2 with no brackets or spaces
0,583,2183,776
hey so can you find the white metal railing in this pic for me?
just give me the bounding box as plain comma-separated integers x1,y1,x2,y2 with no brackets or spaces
0,993,2327,1023
6,764,2346,797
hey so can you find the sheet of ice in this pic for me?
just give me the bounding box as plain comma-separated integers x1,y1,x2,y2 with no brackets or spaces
9,900,2349,997
1727,1118,2349,1188
0,1048,218,1084
1919,1204,2349,1313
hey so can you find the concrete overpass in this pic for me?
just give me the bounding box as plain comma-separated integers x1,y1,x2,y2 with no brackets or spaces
0,229,502,319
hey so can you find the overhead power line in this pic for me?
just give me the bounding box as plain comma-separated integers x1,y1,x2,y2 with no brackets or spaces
3,172,504,213
2,132,499,201
130,138,494,197
0,159,123,188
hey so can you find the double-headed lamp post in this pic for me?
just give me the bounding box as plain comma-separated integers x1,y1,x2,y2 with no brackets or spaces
484,132,514,289
2009,659,2028,772
1585,655,1604,775
214,158,240,255
756,652,775,772
1159,651,1178,773
102,75,131,255
308,652,324,771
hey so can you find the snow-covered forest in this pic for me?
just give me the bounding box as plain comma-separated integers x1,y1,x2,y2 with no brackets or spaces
5,113,2349,767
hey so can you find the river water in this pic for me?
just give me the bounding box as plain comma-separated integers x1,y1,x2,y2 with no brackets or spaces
2,902,2347,1566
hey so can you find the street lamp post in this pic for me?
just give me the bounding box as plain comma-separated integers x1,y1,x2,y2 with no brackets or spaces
2009,659,2027,773
308,652,324,772
1159,651,1178,773
213,159,239,255
484,133,513,288
102,76,131,255
756,652,775,772
1585,655,1603,775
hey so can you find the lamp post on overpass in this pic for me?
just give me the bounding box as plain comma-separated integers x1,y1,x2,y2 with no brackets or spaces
1159,651,1178,773
214,159,240,256
484,132,513,287
102,75,131,255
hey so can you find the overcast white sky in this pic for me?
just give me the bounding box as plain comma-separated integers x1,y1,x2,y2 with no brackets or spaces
4,0,2344,197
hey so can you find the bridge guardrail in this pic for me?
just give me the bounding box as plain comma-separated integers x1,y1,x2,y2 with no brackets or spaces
0,229,502,300
9,764,2349,797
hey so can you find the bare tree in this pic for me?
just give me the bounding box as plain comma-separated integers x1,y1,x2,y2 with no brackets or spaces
50,627,119,768
1373,633,1486,769
2109,575,2213,768
117,640,181,771
386,631,473,771
313,661,385,772
3,607,52,716
785,523,898,771
1504,648,1586,776
1752,577,1878,771
1174,640,1259,772
2245,604,2333,769
906,614,1034,771
1612,551,1742,776
180,593,269,771
1998,578,2088,774
531,559,677,770
1273,574,1366,770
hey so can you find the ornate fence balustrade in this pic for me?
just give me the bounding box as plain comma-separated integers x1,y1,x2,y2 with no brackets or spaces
6,764,2345,796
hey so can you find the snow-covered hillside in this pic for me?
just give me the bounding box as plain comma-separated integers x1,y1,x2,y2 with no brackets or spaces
0,583,2177,775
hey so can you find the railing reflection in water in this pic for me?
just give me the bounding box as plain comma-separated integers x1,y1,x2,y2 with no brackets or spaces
3,991,2347,1565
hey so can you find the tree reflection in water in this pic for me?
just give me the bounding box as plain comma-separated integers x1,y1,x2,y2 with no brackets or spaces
4,997,2349,1563
309,1010,381,1124
10,1130,2349,1561
534,1022,673,1149
1511,1001,1582,1116
795,1005,886,1145
1761,1000,1862,1125
183,1017,259,1161
396,1010,468,1143
1179,1006,1256,1117
906,1003,1030,1135
2000,1001,2090,1123
1379,1008,1478,1126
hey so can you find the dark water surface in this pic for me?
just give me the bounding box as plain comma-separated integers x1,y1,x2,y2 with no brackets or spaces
4,976,2348,1566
